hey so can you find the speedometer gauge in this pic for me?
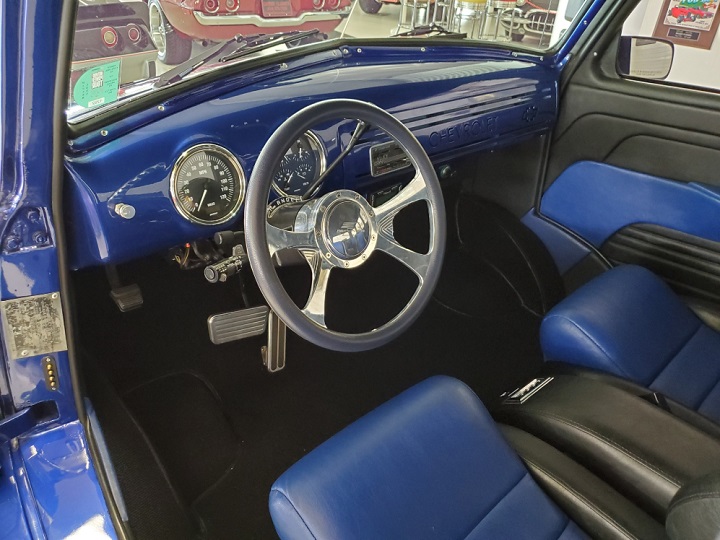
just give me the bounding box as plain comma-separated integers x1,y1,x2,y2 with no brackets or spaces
272,131,326,199
170,144,246,225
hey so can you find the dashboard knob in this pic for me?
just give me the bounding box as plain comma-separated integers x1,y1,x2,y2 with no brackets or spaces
114,203,136,220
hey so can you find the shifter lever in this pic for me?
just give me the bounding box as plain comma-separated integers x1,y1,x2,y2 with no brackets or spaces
204,244,248,283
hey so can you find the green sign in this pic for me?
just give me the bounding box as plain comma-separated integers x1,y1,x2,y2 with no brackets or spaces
72,60,121,109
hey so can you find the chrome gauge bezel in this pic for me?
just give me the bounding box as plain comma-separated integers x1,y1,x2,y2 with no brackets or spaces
170,143,246,226
271,131,327,200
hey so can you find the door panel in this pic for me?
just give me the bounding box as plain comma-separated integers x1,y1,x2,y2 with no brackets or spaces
536,13,720,308
603,224,720,304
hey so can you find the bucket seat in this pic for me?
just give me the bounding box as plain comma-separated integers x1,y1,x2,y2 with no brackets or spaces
268,376,715,539
540,265,720,425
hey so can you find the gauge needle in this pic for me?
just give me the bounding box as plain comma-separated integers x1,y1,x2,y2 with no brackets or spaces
285,173,296,190
198,188,208,211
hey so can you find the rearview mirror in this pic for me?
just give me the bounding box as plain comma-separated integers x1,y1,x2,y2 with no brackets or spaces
617,36,674,80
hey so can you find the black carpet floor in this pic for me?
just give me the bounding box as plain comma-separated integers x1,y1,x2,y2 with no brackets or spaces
75,235,544,539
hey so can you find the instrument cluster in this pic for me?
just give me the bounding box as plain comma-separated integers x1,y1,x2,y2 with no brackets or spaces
170,132,327,226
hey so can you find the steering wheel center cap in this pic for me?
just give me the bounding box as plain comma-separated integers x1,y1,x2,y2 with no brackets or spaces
317,191,378,268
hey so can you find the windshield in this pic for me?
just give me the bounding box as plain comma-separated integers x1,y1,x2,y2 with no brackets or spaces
68,0,591,122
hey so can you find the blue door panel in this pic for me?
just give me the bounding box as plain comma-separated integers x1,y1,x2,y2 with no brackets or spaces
539,161,720,255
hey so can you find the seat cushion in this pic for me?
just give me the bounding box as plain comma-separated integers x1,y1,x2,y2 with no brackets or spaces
541,265,720,422
269,376,587,540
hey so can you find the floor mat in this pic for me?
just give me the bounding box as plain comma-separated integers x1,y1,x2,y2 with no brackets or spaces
123,372,240,505
75,240,544,539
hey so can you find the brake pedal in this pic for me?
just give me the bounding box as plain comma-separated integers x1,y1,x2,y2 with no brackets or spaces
207,305,269,344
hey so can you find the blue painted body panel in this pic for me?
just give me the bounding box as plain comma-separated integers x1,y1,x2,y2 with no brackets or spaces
66,56,557,269
540,161,720,249
0,444,32,540
20,421,116,539
0,0,115,537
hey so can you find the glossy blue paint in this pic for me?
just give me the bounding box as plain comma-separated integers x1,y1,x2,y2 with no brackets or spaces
521,210,591,273
0,401,57,443
0,443,33,540
66,57,557,268
540,161,720,248
68,45,549,152
1,0,116,537
0,0,75,423
18,421,116,539
554,0,608,66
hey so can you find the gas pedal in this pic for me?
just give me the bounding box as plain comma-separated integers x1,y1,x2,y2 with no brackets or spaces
207,306,269,345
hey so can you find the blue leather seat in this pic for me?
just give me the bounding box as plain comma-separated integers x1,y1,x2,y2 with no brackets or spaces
541,264,720,423
269,376,587,540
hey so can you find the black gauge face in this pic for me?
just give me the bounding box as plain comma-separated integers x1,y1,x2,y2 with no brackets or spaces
171,144,245,225
272,132,326,199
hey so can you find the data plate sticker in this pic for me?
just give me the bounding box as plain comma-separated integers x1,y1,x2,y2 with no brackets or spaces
72,60,121,109
1,293,67,360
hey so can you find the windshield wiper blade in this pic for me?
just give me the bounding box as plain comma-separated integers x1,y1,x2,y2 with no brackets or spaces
220,29,322,63
154,30,323,89
394,24,467,38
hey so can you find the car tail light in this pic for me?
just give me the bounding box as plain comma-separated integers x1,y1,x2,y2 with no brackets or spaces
127,24,141,43
204,0,220,12
225,0,240,11
101,26,119,48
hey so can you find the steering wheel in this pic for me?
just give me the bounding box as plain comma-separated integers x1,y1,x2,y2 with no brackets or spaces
245,99,446,352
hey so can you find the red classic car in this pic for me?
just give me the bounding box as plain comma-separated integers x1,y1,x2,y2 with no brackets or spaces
147,0,352,64
669,4,713,23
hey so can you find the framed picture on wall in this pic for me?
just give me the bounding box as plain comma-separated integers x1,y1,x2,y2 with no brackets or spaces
654,0,720,49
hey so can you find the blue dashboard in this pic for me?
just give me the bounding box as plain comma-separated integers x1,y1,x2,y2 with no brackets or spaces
64,46,558,269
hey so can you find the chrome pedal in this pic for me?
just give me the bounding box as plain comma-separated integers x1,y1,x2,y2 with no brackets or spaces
207,306,269,345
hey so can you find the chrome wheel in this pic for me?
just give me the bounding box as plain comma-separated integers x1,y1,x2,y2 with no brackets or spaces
149,2,167,57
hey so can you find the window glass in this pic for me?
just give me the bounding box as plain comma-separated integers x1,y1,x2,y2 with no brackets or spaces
622,0,720,91
68,0,593,121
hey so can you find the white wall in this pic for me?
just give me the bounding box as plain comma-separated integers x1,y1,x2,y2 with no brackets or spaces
623,0,720,90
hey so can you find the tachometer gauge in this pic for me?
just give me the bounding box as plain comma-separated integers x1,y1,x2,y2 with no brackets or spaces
272,131,326,199
171,144,246,225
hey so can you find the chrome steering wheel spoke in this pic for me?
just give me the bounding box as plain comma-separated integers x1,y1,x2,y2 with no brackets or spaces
375,234,431,282
375,172,433,282
266,222,318,258
375,172,429,232
300,251,333,328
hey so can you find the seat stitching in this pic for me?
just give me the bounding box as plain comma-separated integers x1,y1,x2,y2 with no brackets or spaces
514,410,682,487
463,472,530,539
555,519,574,540
270,488,318,540
544,315,634,380
695,371,720,412
649,325,703,386
523,457,638,540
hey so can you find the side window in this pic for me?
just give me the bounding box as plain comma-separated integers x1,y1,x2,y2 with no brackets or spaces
620,0,720,91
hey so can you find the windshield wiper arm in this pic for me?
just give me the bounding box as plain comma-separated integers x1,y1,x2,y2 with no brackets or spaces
155,35,244,88
220,29,322,63
154,30,322,89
